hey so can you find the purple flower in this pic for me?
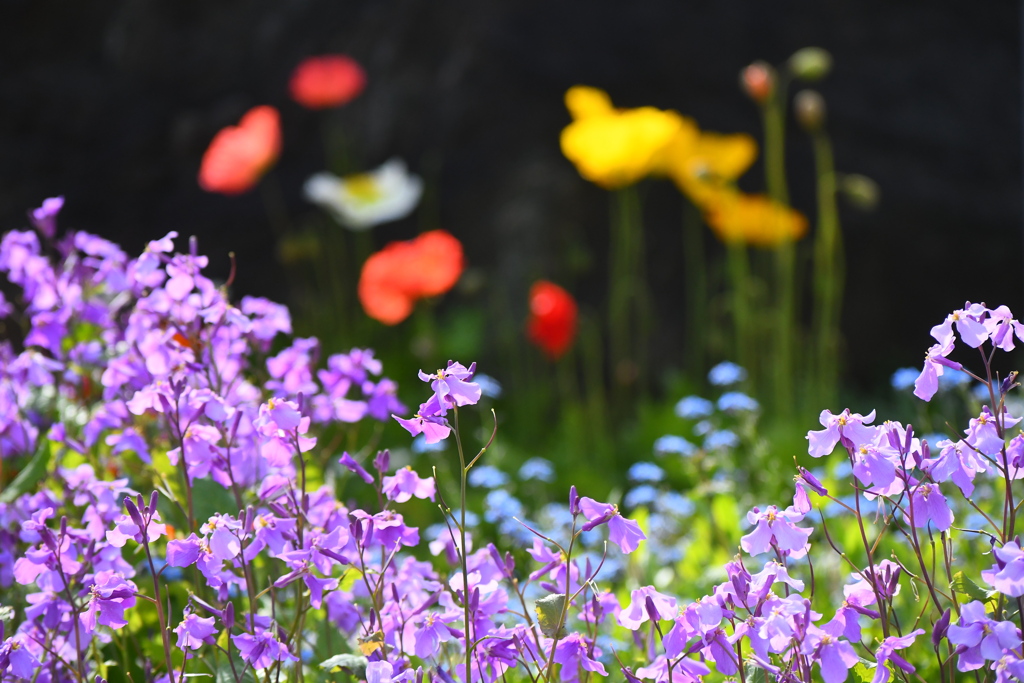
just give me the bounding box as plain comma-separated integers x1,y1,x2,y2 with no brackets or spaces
984,305,1024,352
338,452,375,484
383,467,436,503
982,541,1024,597
907,481,953,532
608,514,646,553
802,626,859,683
947,601,1023,671
741,505,812,557
807,409,878,457
553,632,607,681
0,635,38,679
81,571,137,631
409,611,457,658
913,337,961,401
618,586,677,629
965,406,1018,456
635,654,709,682
578,496,647,553
871,629,924,683
232,630,298,671
175,613,217,652
393,409,451,444
924,438,989,496
418,360,481,408
930,302,990,348
166,534,202,567
30,196,64,238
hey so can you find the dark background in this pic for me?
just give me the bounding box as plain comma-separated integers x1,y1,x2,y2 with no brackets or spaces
2,0,1021,392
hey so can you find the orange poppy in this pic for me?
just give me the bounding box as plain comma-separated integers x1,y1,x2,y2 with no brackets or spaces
198,106,281,195
359,230,464,325
289,55,366,110
527,281,578,360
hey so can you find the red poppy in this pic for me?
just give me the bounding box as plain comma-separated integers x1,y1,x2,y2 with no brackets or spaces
289,55,366,110
527,281,578,360
198,106,281,195
359,230,464,325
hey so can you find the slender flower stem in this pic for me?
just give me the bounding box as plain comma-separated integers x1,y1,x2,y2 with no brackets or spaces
726,242,755,381
681,200,708,376
761,75,796,417
453,406,474,683
544,519,578,683
143,541,176,676
810,130,843,408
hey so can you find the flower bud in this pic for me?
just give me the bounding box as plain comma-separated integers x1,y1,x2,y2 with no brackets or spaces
794,90,826,132
788,47,833,82
373,449,391,474
741,61,775,104
838,174,880,211
223,601,234,629
932,608,951,647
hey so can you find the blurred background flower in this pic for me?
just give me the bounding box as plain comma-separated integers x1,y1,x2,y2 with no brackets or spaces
289,54,366,110
304,159,423,230
358,229,463,324
197,106,281,195
526,280,578,360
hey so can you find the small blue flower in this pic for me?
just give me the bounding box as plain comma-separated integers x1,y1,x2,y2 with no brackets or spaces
474,373,503,399
693,420,713,436
624,485,658,508
412,434,447,453
657,491,694,517
708,361,747,386
717,392,759,413
447,509,481,527
627,461,664,482
704,430,739,451
518,457,555,482
890,367,919,391
468,465,509,488
484,490,522,524
540,503,574,530
653,435,696,457
675,395,713,419
919,433,948,449
938,370,969,390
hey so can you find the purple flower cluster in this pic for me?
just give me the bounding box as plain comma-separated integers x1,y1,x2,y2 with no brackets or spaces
2,202,1024,683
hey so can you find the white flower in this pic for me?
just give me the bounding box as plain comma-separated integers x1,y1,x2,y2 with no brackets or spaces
303,159,423,230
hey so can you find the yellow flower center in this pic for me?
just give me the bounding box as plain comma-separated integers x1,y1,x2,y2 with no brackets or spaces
345,174,383,203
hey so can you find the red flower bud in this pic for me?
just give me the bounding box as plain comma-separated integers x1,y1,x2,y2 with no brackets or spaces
527,281,578,360
289,55,366,110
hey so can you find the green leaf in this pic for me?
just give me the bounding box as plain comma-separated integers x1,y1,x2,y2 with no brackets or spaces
1,446,51,504
951,571,990,602
849,661,874,683
534,593,567,638
320,653,369,677
215,665,256,683
743,661,768,683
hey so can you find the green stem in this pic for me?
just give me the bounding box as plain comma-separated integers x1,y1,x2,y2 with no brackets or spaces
608,186,650,399
682,200,708,376
762,78,796,418
810,131,843,408
726,243,755,388
453,407,473,683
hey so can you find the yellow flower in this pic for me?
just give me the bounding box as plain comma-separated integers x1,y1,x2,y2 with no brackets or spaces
560,86,684,189
704,192,808,248
665,131,758,207
564,85,614,120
